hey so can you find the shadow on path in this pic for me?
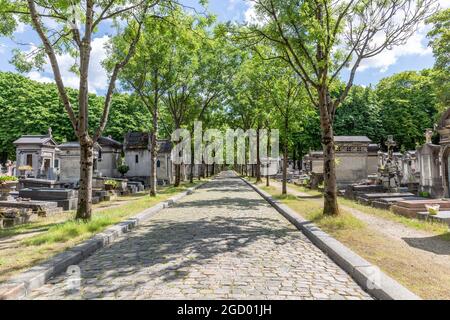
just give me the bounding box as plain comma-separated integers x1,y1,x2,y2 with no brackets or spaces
402,235,450,256
77,215,298,296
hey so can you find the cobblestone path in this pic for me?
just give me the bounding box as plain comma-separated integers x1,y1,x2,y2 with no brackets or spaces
28,172,371,300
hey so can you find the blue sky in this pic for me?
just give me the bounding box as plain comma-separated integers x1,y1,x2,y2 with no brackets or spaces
0,0,447,94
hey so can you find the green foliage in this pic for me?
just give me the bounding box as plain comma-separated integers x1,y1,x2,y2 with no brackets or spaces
0,175,18,183
104,180,119,189
334,85,384,144
419,191,431,198
0,72,150,159
427,8,450,72
427,8,450,110
117,164,130,176
376,70,438,150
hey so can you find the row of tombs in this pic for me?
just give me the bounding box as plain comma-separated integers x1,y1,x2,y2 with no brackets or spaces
299,110,450,226
0,131,205,228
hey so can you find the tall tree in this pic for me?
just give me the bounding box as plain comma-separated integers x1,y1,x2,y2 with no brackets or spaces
1,0,160,220
264,60,303,194
427,8,450,111
334,85,383,144
109,7,177,196
377,70,438,149
0,71,150,160
243,0,436,215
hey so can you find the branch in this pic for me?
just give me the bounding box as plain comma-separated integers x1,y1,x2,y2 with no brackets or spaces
26,0,78,131
93,9,147,142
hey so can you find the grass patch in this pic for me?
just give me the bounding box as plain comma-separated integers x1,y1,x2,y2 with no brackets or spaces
281,196,365,232
21,181,201,247
261,180,450,299
0,180,204,283
261,184,365,232
289,184,323,197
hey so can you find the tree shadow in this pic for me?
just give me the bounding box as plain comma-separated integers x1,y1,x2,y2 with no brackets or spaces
172,197,267,210
75,215,298,297
402,235,450,255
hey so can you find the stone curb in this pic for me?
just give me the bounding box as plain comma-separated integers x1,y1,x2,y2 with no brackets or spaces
0,182,207,300
241,177,421,301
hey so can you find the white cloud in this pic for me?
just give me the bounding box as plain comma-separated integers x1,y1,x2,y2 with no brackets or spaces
28,70,53,83
244,1,257,24
14,22,26,34
26,36,110,94
244,1,268,27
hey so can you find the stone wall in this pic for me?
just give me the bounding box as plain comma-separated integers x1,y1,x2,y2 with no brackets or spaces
97,146,120,178
335,154,368,186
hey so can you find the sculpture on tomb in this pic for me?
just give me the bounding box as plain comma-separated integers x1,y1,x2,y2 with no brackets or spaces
425,128,433,144
378,135,401,192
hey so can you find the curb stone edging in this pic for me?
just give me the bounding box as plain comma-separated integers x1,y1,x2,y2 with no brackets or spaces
241,177,421,301
0,182,207,300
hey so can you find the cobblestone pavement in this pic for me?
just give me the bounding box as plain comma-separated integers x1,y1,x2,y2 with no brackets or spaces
28,172,371,300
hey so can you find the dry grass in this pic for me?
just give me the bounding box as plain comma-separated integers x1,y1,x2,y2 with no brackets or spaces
260,182,450,300
0,181,203,283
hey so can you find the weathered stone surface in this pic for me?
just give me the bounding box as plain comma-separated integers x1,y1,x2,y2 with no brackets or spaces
27,172,370,300
417,211,450,226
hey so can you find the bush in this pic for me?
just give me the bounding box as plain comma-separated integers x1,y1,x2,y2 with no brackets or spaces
419,191,431,198
18,165,33,171
118,164,129,176
0,176,18,184
104,180,119,189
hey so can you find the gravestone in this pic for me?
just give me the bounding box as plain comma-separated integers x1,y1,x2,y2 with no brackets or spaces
392,199,450,218
417,211,450,226
19,188,78,210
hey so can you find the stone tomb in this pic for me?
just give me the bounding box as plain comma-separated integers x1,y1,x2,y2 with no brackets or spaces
371,197,425,210
344,184,386,201
392,199,450,218
19,188,78,211
127,181,145,192
417,211,450,226
0,200,62,228
19,178,66,189
13,129,58,179
355,192,415,206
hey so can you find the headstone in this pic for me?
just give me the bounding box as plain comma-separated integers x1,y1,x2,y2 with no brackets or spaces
392,199,450,218
18,188,78,211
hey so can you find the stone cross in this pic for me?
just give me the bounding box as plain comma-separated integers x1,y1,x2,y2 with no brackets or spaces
386,135,396,158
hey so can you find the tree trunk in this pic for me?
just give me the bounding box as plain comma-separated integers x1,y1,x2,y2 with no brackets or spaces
319,97,340,215
282,141,288,195
256,127,262,183
174,164,181,187
76,142,94,220
189,164,194,183
150,116,158,197
282,117,288,195
200,160,205,179
266,128,270,187
149,72,159,196
189,145,194,183
293,146,296,170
